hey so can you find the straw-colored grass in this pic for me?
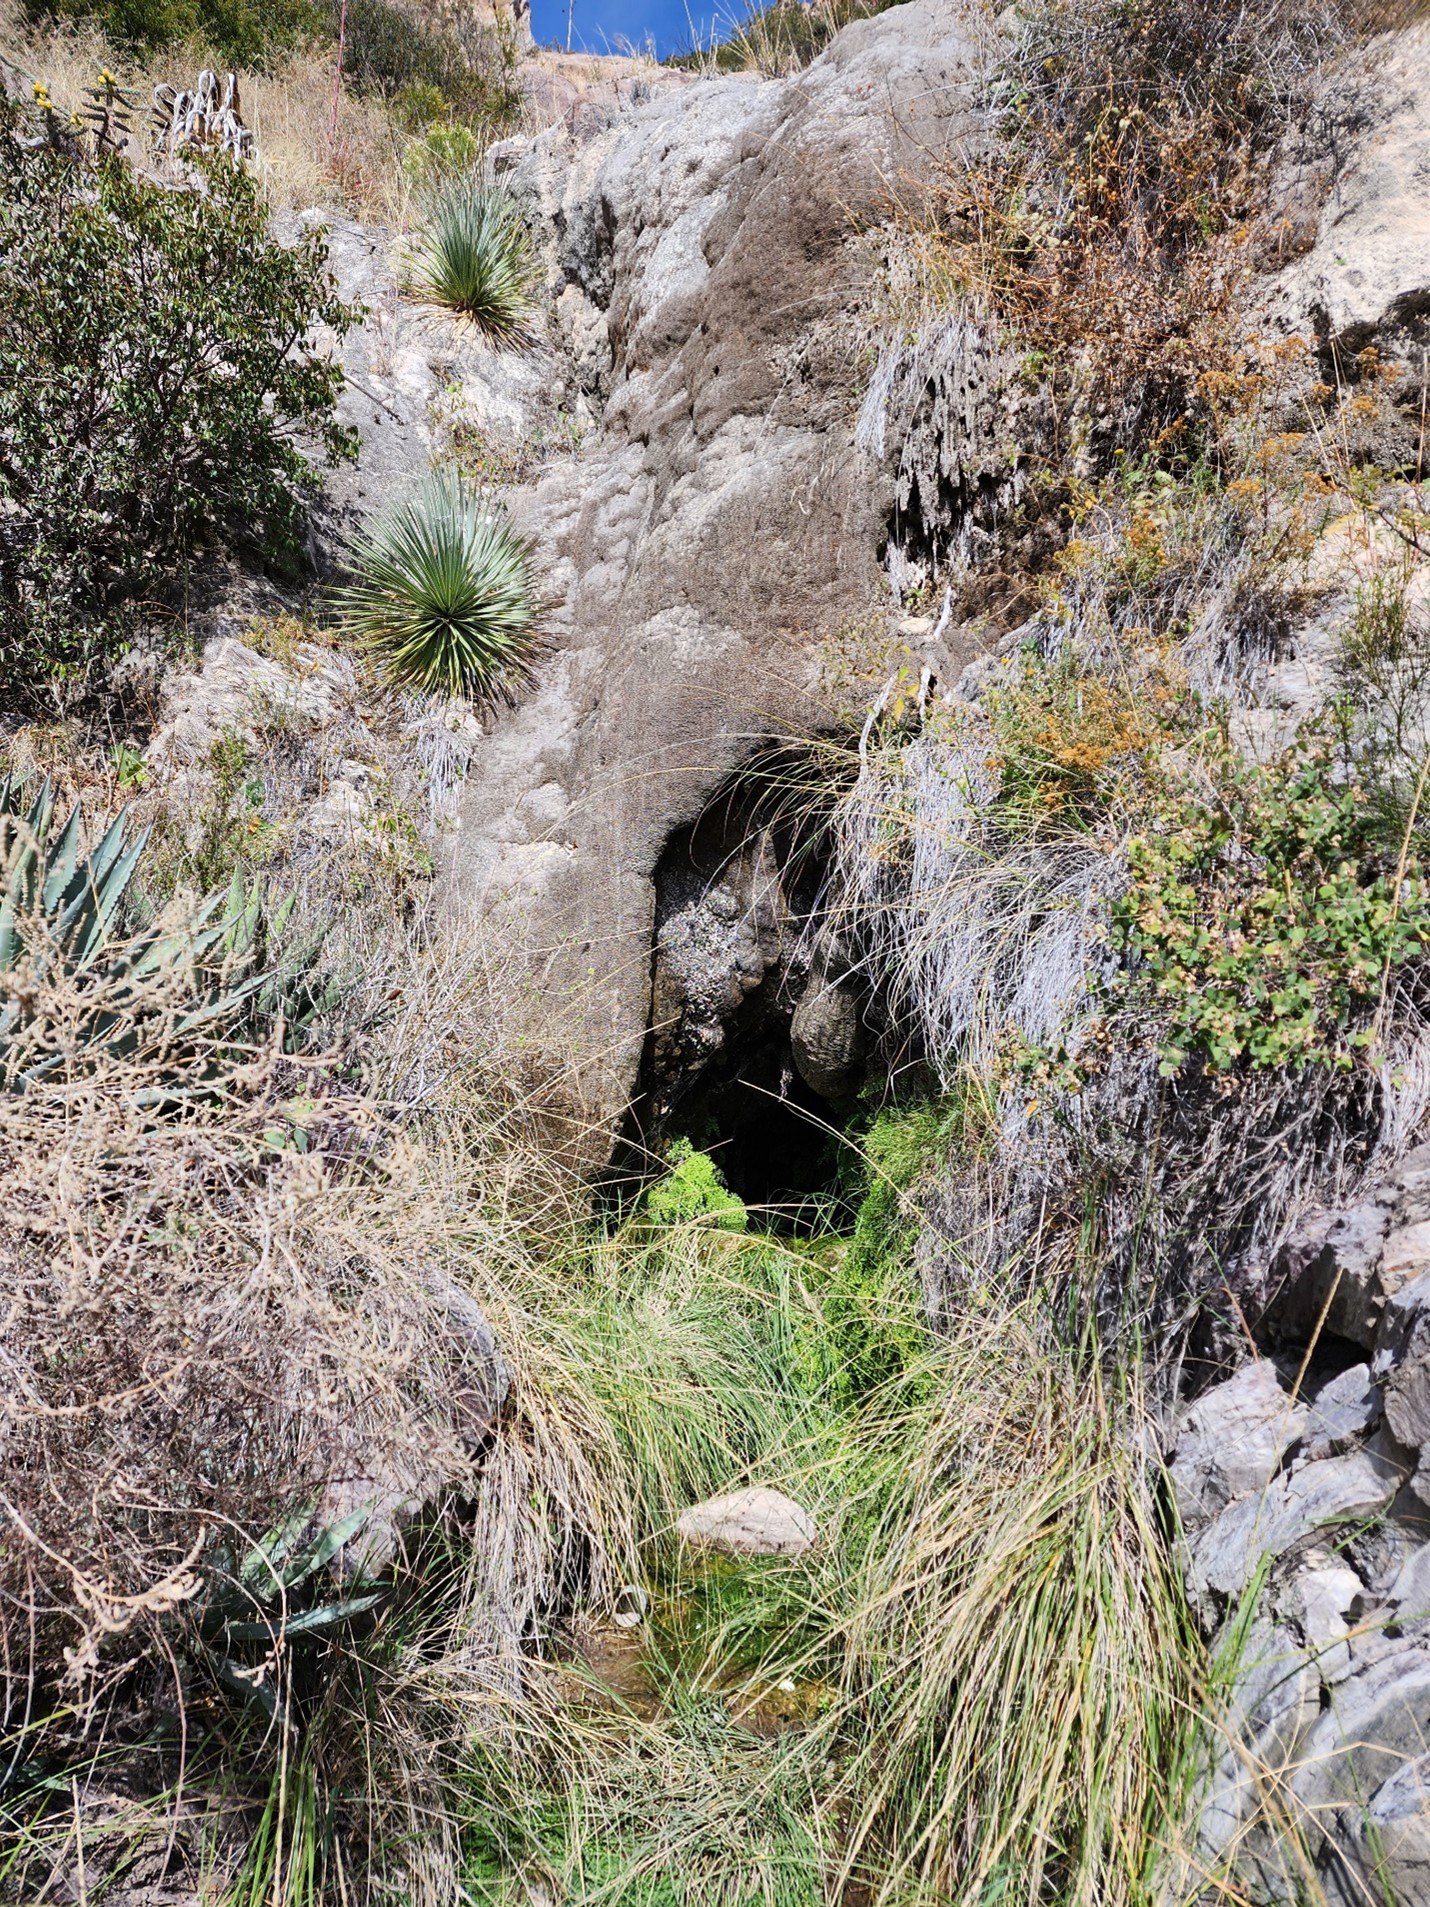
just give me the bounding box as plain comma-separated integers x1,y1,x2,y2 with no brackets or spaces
0,0,410,218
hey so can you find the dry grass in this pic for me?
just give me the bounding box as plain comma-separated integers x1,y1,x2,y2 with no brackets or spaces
0,0,410,218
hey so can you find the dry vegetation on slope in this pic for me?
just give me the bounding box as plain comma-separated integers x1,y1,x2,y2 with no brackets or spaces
1,0,1429,1902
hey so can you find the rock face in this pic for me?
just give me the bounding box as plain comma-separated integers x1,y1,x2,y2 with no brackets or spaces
1256,1144,1430,1352
440,2,991,1153
1258,23,1430,361
1174,1150,1430,1904
676,1486,817,1558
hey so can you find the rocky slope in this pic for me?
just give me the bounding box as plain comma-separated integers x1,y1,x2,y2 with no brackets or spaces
442,0,991,1153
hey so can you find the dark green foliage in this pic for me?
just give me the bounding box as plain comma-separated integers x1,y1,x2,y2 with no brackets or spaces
336,468,537,703
1113,738,1430,1074
195,1504,386,1723
339,0,521,128
0,130,357,694
24,0,320,62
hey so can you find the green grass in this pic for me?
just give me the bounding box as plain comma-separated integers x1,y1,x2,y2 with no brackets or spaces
336,467,537,703
454,1138,1204,1907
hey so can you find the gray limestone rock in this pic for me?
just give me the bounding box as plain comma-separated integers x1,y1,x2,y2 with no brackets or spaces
1169,1361,1308,1529
1263,1198,1393,1350
1304,1364,1381,1459
437,2,993,1156
1323,1752,1430,1907
1189,1451,1399,1609
1293,1646,1430,1815
1389,1544,1430,1625
676,1487,817,1559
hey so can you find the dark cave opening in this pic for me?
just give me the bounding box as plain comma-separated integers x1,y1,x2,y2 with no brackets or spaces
619,756,862,1231
663,1030,846,1228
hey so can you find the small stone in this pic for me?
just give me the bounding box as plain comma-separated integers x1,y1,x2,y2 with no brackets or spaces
611,1584,649,1630
1294,1564,1364,1679
676,1487,817,1558
1304,1363,1380,1458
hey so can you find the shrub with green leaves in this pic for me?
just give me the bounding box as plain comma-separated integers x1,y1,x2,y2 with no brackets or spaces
0,127,357,694
405,179,533,342
1113,739,1430,1075
340,0,521,127
337,468,537,703
643,1138,748,1231
24,0,320,62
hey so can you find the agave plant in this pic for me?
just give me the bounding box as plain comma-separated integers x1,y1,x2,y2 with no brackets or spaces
405,179,534,342
194,1503,387,1721
0,778,331,1086
336,468,537,704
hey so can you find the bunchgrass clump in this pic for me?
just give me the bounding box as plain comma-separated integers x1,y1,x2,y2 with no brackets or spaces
337,468,537,703
406,180,533,342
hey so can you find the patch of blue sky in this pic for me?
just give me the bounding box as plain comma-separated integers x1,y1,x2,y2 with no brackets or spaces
529,0,739,59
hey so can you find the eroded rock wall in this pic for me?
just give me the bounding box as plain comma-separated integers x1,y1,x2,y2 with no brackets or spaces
440,1,992,1153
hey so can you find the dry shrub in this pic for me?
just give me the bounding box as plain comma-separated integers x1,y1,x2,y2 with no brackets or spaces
0,880,626,1903
245,47,406,220
0,920,472,1726
920,0,1411,462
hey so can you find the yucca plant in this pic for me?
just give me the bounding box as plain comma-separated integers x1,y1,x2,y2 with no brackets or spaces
336,468,537,703
195,1504,388,1723
405,179,533,342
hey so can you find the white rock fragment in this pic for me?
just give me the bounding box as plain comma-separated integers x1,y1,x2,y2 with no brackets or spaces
676,1487,816,1559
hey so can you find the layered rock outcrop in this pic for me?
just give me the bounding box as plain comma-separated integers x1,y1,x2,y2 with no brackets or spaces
1174,1149,1430,1903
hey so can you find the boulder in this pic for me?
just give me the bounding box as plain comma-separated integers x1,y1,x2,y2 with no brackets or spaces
1259,22,1430,352
676,1487,817,1559
147,636,347,771
1169,1360,1308,1528
790,972,865,1100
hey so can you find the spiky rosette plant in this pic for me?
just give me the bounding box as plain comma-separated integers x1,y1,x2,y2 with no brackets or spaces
336,468,537,703
405,180,534,342
0,778,330,1088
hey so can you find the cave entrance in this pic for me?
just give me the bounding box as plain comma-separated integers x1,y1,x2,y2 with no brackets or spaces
663,1028,843,1230
622,749,863,1232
